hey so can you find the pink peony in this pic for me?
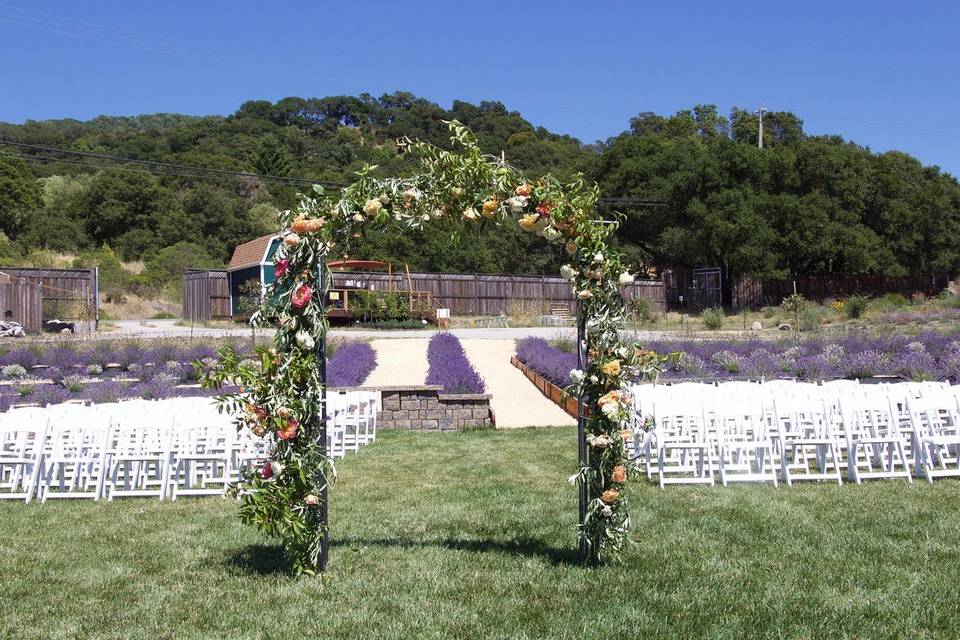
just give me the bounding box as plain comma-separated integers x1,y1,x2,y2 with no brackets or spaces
275,258,289,278
304,494,319,505
260,461,273,479
291,284,313,309
278,419,299,440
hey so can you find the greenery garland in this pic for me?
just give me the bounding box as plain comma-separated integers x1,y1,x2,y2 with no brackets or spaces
202,120,670,572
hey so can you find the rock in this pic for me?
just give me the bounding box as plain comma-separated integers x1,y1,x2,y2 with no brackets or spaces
751,321,763,331
778,323,792,331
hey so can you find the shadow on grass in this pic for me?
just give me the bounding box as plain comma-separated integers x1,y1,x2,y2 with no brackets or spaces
225,536,582,575
331,536,584,567
226,543,289,575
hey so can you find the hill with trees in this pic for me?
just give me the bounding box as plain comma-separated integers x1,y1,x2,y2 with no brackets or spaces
0,91,958,301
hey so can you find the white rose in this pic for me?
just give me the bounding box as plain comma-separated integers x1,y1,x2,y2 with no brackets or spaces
601,402,619,419
401,188,421,201
352,213,365,222
378,193,390,204
542,227,560,241
270,461,285,477
560,265,576,280
589,375,598,384
421,213,430,222
593,252,604,263
363,199,383,216
431,208,445,219
508,196,528,213
296,330,315,350
618,271,634,285
570,369,585,384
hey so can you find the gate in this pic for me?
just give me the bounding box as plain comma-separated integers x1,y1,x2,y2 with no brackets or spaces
688,267,723,311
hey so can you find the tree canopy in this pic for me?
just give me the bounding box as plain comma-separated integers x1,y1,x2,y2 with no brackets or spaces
0,92,957,281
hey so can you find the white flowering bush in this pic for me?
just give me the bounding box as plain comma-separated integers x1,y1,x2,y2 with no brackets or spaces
2,364,27,379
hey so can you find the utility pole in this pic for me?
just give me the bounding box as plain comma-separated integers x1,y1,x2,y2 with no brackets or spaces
755,103,768,149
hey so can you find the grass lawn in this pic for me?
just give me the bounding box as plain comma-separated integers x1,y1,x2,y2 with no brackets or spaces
2,427,959,639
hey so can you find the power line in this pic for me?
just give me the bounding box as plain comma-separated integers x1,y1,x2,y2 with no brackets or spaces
0,140,345,187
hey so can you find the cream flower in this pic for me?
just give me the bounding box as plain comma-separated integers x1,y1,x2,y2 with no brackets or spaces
352,213,365,222
618,271,635,285
560,264,577,280
421,213,430,222
593,252,604,263
283,233,300,246
462,207,479,221
401,188,421,201
578,289,593,300
269,461,285,477
378,193,390,204
570,369,585,384
296,330,315,350
518,214,538,231
363,199,383,216
508,195,528,213
541,226,561,241
431,208,445,219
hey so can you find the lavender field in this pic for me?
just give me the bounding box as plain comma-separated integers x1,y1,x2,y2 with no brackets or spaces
0,337,376,410
516,331,960,388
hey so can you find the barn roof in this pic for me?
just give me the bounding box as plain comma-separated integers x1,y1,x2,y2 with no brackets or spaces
228,234,278,270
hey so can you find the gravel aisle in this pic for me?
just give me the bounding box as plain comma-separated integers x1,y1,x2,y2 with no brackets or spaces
364,338,430,387
460,339,575,428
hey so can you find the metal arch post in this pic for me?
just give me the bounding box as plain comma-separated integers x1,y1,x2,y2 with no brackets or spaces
576,304,591,564
318,260,330,572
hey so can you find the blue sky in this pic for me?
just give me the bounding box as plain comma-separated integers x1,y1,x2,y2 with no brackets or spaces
2,1,959,175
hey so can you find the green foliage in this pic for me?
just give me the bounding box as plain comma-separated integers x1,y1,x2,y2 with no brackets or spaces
349,290,427,322
141,241,222,300
0,157,42,235
72,245,128,302
798,305,829,331
845,294,870,319
629,297,657,325
780,293,808,331
701,306,725,330
870,293,910,311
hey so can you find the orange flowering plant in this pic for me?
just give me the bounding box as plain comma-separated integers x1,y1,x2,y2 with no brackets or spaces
202,120,655,571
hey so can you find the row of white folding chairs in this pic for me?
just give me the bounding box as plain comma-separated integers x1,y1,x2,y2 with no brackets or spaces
0,399,260,502
630,380,960,488
0,391,381,502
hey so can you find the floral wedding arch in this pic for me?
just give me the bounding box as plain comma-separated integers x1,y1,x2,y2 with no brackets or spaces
203,121,667,573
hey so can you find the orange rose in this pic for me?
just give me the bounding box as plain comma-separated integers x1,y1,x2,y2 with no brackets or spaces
611,466,628,483
601,360,621,376
278,418,299,440
597,390,621,407
515,183,533,197
518,214,538,231
304,218,325,233
601,489,620,504
291,217,309,234
481,199,499,217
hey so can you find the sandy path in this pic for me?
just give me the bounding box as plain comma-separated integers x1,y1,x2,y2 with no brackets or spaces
461,339,575,428
365,338,431,387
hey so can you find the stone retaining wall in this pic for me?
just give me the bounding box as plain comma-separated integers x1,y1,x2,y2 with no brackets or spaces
357,385,494,431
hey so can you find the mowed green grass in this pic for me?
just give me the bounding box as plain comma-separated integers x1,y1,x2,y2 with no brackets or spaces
2,427,960,639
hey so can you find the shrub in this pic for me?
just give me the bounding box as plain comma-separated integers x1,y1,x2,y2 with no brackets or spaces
550,336,576,353
798,306,829,332
844,295,869,319
426,333,485,394
701,307,725,330
327,342,377,387
842,350,889,379
741,349,781,380
630,297,657,325
86,364,104,376
872,293,910,310
780,294,808,330
61,374,85,393
2,364,27,379
710,350,741,373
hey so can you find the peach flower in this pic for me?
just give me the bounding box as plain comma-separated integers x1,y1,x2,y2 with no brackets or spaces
611,466,628,483
601,489,620,504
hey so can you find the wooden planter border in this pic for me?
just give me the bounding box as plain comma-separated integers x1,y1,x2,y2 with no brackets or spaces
511,356,584,419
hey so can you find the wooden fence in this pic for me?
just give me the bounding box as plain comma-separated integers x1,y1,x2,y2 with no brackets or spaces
183,268,666,319
0,272,42,333
331,271,665,316
732,273,952,307
0,268,97,333
182,269,231,322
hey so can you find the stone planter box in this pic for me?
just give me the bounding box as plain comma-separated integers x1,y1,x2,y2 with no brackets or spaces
510,356,584,420
335,385,494,431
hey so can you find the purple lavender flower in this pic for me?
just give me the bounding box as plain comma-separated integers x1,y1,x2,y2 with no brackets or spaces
427,333,485,394
515,337,577,387
43,347,83,370
842,350,890,379
894,350,938,382
327,342,377,387
741,349,782,380
1,349,38,369
31,384,72,406
82,380,126,404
